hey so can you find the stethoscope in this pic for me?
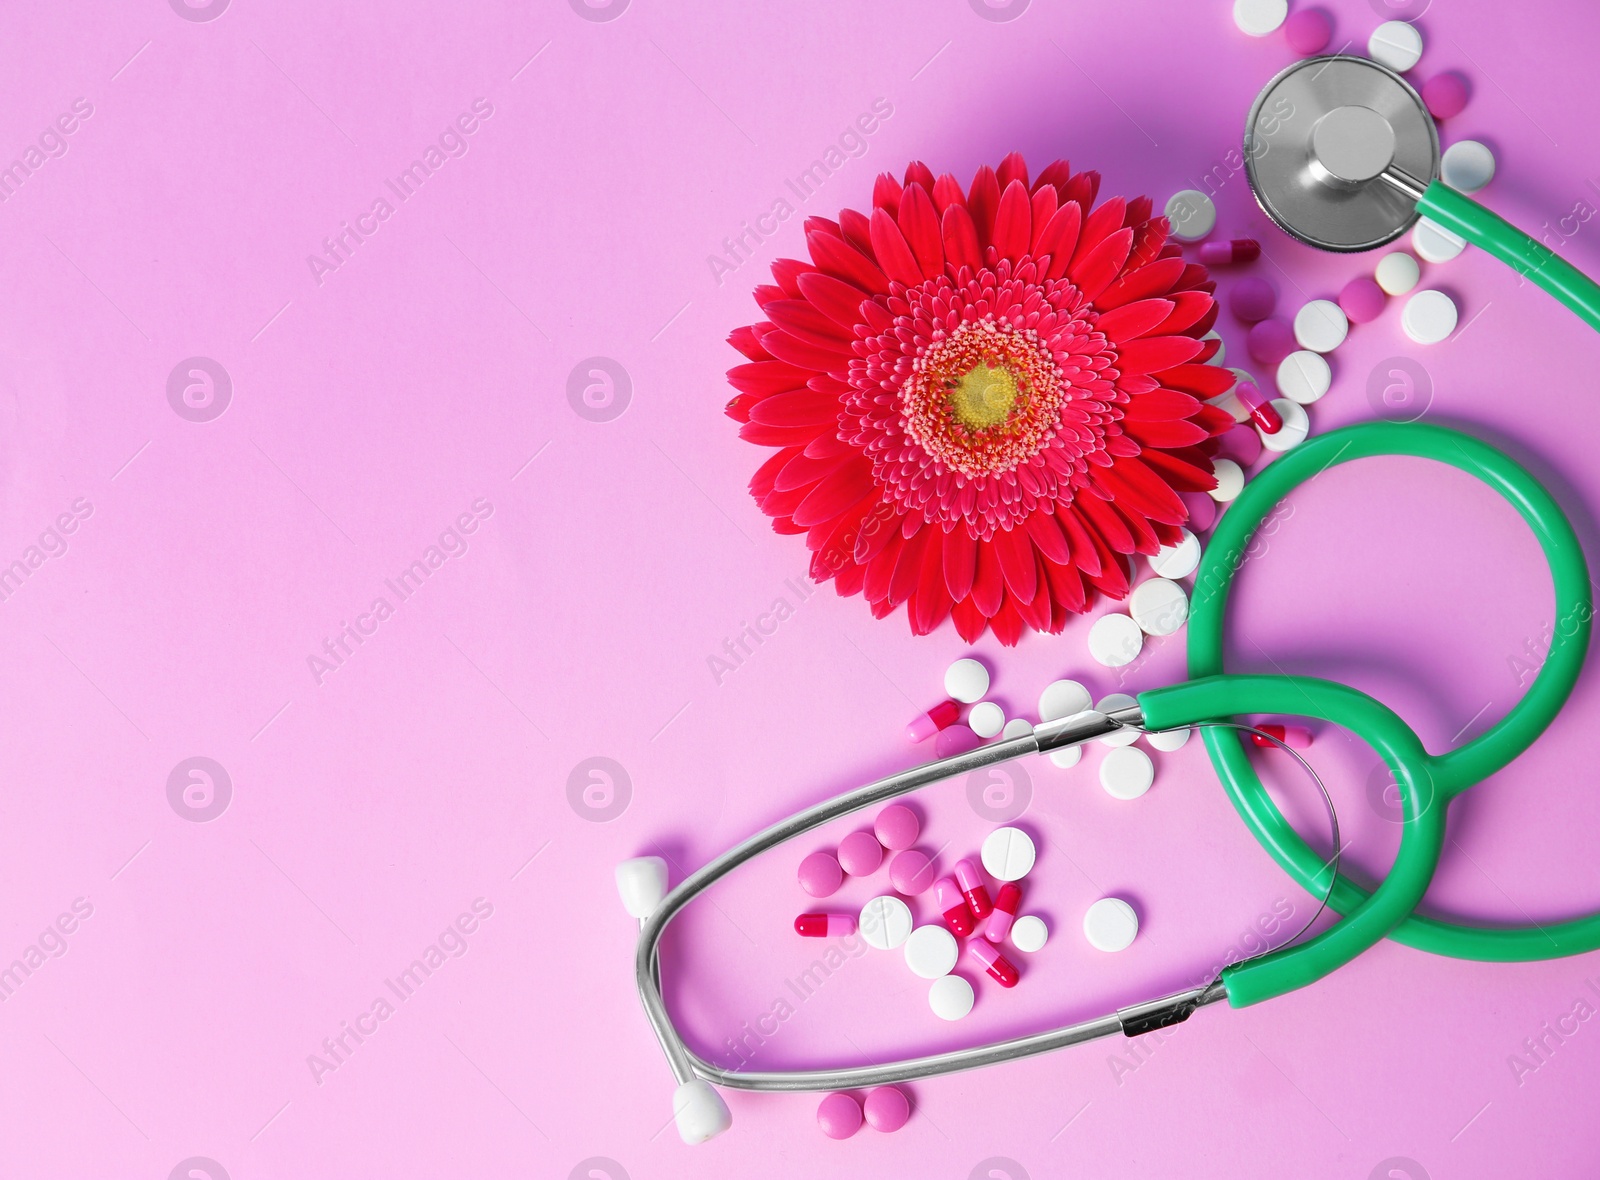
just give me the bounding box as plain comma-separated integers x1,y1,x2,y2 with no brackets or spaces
623,56,1600,1144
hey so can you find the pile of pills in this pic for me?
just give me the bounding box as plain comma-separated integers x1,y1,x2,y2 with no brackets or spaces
817,1085,910,1140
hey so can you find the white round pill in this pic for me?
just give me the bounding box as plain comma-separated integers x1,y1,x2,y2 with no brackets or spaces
1233,0,1287,37
1442,140,1496,194
968,701,1005,739
1368,19,1423,72
1164,189,1216,243
1144,726,1192,752
859,895,914,950
1402,289,1458,344
1412,217,1466,263
1088,613,1142,668
1202,329,1226,366
1048,745,1083,770
1083,897,1139,951
1010,915,1049,953
1293,300,1348,353
1129,577,1189,637
1038,678,1092,722
1002,717,1034,740
1375,251,1421,297
1275,350,1331,405
928,974,975,1021
1150,528,1201,580
904,924,959,979
1099,745,1154,799
944,657,990,704
1096,692,1141,747
1209,458,1244,502
1259,398,1309,452
981,826,1036,882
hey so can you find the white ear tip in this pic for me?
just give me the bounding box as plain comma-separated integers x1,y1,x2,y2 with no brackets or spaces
673,1079,732,1143
615,856,668,921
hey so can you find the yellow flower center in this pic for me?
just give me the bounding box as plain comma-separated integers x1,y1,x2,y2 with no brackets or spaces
948,363,1021,429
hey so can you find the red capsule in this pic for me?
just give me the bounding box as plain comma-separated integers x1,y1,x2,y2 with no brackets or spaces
968,937,1019,987
954,857,992,919
985,882,1022,943
1236,381,1284,434
1249,724,1314,750
906,698,961,743
934,877,975,937
795,913,858,938
1198,238,1261,266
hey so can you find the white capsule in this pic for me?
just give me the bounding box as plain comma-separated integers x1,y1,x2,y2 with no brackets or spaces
1368,19,1423,72
1275,350,1331,405
1233,0,1287,37
1149,528,1201,580
1083,897,1140,951
1209,458,1245,502
968,701,1005,739
1293,299,1348,353
1099,745,1155,800
929,974,975,1020
1165,188,1217,242
1097,692,1141,747
1088,613,1143,667
904,924,959,979
981,826,1036,882
859,895,914,950
1402,289,1459,344
944,657,990,703
1129,577,1189,637
1144,727,1193,752
1010,915,1049,953
1413,217,1467,263
1259,399,1310,452
1442,140,1496,194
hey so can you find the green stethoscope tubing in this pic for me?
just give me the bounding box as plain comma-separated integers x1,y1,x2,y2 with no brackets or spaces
1136,421,1593,1008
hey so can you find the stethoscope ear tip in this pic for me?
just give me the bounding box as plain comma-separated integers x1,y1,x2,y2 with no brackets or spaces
674,1079,732,1144
616,856,669,921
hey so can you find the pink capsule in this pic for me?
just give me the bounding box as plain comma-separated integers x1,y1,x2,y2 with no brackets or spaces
985,882,1022,943
934,877,975,937
954,857,993,919
1249,723,1314,750
968,937,1020,988
795,913,857,938
906,699,960,743
1236,381,1283,435
1199,238,1261,266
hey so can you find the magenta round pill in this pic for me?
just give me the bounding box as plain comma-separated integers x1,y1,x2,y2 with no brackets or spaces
798,850,843,898
933,723,980,758
1422,72,1469,120
1229,276,1276,323
837,830,883,876
863,1085,911,1133
817,1091,862,1139
1246,317,1297,366
1215,423,1262,468
874,803,920,851
890,849,937,895
1181,490,1217,532
1284,8,1332,55
1339,275,1387,324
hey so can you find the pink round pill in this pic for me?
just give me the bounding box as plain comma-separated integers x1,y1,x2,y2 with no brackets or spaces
874,803,920,851
1284,8,1332,55
1181,490,1217,533
933,723,980,758
837,830,883,876
1229,276,1276,323
798,850,843,898
890,849,937,895
1246,317,1297,366
1215,423,1262,468
1339,275,1387,324
1423,72,1469,120
817,1091,862,1139
863,1086,911,1133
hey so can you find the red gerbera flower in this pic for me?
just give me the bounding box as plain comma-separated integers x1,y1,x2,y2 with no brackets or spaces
725,153,1236,645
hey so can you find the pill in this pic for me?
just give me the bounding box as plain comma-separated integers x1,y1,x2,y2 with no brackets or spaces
1001,718,1034,740
1275,350,1331,404
968,936,1020,987
838,830,884,876
1247,317,1297,368
928,973,975,1020
859,895,914,949
818,1091,863,1139
934,724,980,757
968,700,1005,739
1144,726,1192,752
1229,276,1277,322
1249,722,1314,749
889,849,937,895
1412,217,1466,263
1100,745,1155,800
1181,490,1217,532
1088,612,1143,667
906,698,960,742
904,924,960,979
1010,914,1049,953
1038,678,1092,721
1215,423,1261,471
795,913,857,938
1368,19,1423,72
1374,251,1421,296
1402,289,1458,344
1259,398,1309,452
945,657,990,703
1442,139,1496,194
1284,8,1331,55
1096,692,1141,747
1164,189,1217,242
863,1086,910,1133
1235,381,1283,435
874,803,920,851
1048,744,1083,770
1150,528,1201,580
1293,299,1348,353
1232,0,1287,37
1209,458,1245,502
1339,275,1387,324
955,857,994,919
981,826,1036,881
1202,329,1226,366
1083,897,1139,951
934,876,976,937
799,850,843,897
1129,577,1190,638
1198,238,1261,266
1422,71,1469,120
985,882,1022,943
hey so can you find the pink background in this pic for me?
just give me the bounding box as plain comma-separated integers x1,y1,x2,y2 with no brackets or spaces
3,0,1600,1176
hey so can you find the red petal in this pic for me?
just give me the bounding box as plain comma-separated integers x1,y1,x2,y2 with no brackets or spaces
727,359,812,397
1057,507,1103,577
1141,446,1217,493
1070,196,1126,270
1154,291,1212,335
796,271,870,330
1062,169,1100,212
1158,363,1236,398
1033,159,1072,196
793,463,874,527
904,160,936,190
750,446,800,499
759,329,850,375
1124,389,1202,420
896,183,945,280
1024,511,1072,564
997,151,1028,191
804,215,843,239
749,388,841,429
769,258,815,298
1115,335,1203,376
839,208,874,257
854,504,901,564
967,165,1000,248
739,421,820,447
888,524,930,607
835,560,866,597
727,324,770,361
1015,560,1054,631
774,447,849,493
1095,298,1175,344
1070,226,1134,303
1100,457,1187,525
1037,202,1083,280
941,205,982,271
864,530,904,604
1078,492,1135,553
952,596,988,643
972,537,1005,616
943,526,977,601
807,231,890,296
1043,556,1087,614
990,596,1025,646
1095,257,1186,310
932,173,967,213
992,524,1038,603
1121,417,1211,449
911,528,948,635
992,179,1032,263
869,208,922,286
1029,185,1059,253
873,172,903,215
762,300,853,348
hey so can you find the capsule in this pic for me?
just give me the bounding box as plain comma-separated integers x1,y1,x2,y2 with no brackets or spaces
906,699,961,743
954,858,993,919
1198,238,1261,266
794,913,858,938
968,937,1020,988
985,882,1022,943
1249,723,1314,750
1236,381,1284,435
932,877,975,937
